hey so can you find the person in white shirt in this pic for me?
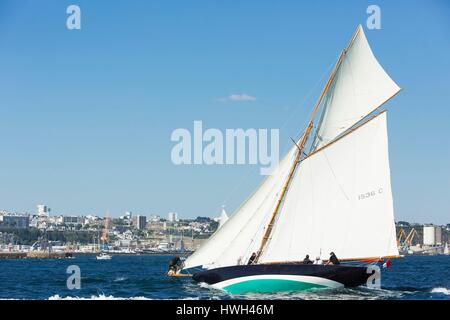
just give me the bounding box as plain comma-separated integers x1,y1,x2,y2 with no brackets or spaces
314,257,323,265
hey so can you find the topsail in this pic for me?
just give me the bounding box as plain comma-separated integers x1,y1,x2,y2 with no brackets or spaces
312,25,400,150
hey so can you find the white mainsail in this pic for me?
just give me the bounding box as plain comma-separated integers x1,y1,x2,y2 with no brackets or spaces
312,25,400,150
259,112,399,263
182,145,298,270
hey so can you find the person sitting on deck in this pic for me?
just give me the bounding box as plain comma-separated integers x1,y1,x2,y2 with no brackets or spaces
326,252,340,265
303,254,313,264
248,252,257,265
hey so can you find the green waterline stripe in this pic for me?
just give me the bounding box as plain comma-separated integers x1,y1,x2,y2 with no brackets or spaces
222,278,328,294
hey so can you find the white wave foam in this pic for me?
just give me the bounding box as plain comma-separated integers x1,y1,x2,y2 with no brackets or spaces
113,277,128,282
431,287,450,295
48,294,151,300
198,282,213,289
47,294,204,300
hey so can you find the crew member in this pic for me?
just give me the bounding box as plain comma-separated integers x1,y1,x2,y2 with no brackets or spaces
167,256,182,275
303,254,313,264
326,252,340,265
248,252,257,265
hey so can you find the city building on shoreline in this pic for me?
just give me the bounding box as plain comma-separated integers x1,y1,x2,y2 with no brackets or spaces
1,206,448,255
168,212,178,222
0,213,29,228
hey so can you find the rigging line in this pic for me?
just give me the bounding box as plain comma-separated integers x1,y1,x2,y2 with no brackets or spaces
322,149,350,201
215,154,297,260
286,169,305,256
222,184,287,265
263,167,298,255
254,150,302,263
387,217,397,257
255,49,347,263
310,69,338,151
308,87,400,155
217,146,295,230
236,183,283,249
219,168,254,211
278,55,340,133
310,29,362,152
234,152,297,263
303,111,386,163
214,149,293,223
290,137,302,153
346,52,358,121
213,55,340,221
243,197,286,262
308,159,319,258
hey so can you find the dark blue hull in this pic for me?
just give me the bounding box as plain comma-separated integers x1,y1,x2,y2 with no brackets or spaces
193,263,371,293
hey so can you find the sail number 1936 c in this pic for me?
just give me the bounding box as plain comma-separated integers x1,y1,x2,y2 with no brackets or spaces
358,188,383,200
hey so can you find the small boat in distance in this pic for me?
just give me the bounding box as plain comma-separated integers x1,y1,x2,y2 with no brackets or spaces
96,252,112,260
169,25,402,294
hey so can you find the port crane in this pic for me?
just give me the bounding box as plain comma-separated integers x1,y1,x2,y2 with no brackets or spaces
397,228,419,247
397,228,419,254
397,228,407,247
404,228,419,247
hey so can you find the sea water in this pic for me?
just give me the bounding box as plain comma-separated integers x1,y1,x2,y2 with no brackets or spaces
0,254,448,300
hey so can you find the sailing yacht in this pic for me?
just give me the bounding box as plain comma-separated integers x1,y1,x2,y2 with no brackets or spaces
218,206,229,229
171,25,401,293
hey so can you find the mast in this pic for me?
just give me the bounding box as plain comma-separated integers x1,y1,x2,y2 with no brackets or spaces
253,43,353,263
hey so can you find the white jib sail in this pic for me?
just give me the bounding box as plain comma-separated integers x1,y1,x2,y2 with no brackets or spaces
259,112,399,263
182,145,298,271
312,25,400,150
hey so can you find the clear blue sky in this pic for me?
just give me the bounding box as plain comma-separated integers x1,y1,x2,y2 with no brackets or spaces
0,0,449,224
